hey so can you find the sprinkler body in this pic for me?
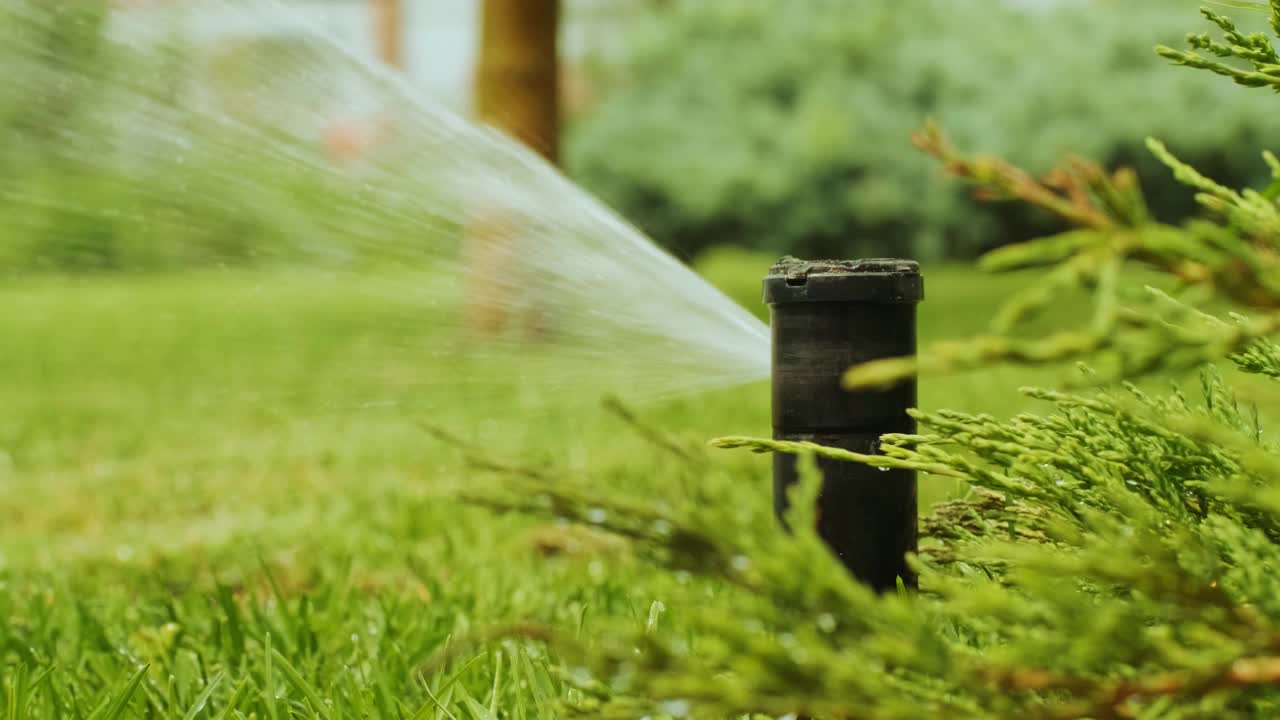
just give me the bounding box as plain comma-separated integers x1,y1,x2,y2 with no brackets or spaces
764,257,923,592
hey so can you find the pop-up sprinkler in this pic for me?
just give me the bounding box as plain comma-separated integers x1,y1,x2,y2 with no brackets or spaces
764,257,923,592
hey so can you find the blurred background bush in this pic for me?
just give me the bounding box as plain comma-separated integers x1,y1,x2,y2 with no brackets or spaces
566,0,1280,261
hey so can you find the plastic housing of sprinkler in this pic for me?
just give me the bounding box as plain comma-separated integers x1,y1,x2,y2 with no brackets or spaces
764,257,923,592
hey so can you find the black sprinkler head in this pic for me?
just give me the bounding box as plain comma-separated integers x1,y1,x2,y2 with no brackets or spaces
764,257,923,592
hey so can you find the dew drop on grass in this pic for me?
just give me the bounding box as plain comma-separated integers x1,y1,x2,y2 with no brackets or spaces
817,613,837,633
646,601,665,634
730,555,751,571
586,508,608,524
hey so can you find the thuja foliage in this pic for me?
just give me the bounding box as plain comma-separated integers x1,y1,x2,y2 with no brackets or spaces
463,3,1280,718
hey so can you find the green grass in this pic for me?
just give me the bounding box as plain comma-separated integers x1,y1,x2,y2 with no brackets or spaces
0,252,1224,717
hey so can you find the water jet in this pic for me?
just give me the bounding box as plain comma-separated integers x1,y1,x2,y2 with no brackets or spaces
0,0,772,415
765,257,923,591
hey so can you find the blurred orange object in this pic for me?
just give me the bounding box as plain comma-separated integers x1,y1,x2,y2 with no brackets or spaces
322,120,376,164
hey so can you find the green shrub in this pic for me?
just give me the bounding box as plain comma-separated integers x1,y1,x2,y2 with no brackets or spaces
463,4,1280,717
567,0,1280,261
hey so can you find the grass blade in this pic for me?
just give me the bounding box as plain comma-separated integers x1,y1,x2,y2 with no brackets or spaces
88,665,149,720
270,649,329,719
180,671,225,720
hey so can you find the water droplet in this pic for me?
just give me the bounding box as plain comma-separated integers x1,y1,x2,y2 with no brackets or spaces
674,571,691,585
877,466,890,472
658,699,690,718
586,508,608,524
646,601,666,634
817,613,837,633
652,519,673,536
731,555,752,571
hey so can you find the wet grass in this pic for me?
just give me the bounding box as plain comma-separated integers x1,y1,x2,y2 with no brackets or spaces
0,254,1191,717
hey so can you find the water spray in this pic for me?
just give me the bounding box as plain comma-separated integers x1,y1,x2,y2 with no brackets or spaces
764,257,923,592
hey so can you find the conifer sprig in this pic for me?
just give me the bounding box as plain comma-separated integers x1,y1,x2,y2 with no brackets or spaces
845,143,1280,389
841,5,1280,392
1157,5,1280,91
460,379,1280,716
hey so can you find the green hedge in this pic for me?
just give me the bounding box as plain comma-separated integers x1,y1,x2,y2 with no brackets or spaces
566,0,1280,261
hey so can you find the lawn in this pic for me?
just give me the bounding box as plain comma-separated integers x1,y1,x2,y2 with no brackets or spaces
0,253,1228,717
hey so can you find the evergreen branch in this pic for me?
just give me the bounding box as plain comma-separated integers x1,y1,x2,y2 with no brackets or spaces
843,326,1114,390
1148,138,1280,243
1232,337,1280,377
707,435,968,478
602,394,697,461
1112,395,1280,516
983,652,1280,720
879,113,1280,388
1155,45,1280,89
468,367,1280,717
1146,137,1243,203
419,421,556,481
912,121,1119,230
1156,5,1280,92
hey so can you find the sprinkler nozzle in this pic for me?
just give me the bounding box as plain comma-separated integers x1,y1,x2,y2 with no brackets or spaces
764,257,923,592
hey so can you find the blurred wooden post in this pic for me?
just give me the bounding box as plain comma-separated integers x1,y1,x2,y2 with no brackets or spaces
465,0,561,335
372,0,404,69
475,0,560,161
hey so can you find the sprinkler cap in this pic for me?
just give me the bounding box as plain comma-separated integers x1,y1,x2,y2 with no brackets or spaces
763,256,923,305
